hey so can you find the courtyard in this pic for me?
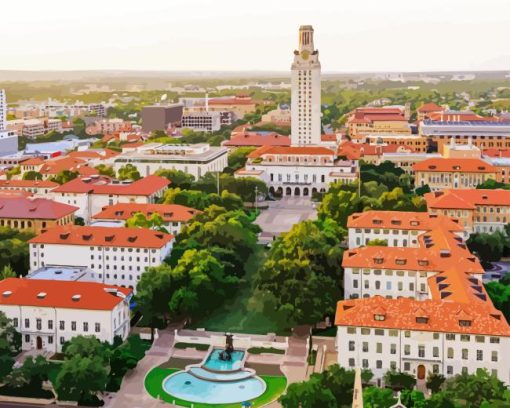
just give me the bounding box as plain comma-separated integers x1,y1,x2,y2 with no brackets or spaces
255,197,318,244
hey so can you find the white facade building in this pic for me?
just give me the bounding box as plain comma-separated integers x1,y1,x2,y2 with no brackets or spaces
112,143,228,179
0,278,132,352
235,146,357,197
29,225,174,289
336,297,510,384
0,90,18,156
50,175,170,223
291,25,322,146
181,111,222,132
347,211,466,249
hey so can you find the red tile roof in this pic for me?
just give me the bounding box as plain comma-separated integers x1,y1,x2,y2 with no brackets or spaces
52,175,170,196
0,180,59,189
425,189,510,210
0,198,78,220
413,158,496,173
335,296,510,336
347,211,463,232
21,157,45,166
224,132,291,147
38,157,89,176
482,148,510,158
337,141,414,159
92,203,201,223
417,102,444,113
29,225,173,248
67,149,119,161
0,278,131,311
343,245,483,275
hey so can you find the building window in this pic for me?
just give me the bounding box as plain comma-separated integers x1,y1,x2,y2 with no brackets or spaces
25,334,30,343
462,349,468,360
60,337,65,345
59,321,65,330
83,322,89,332
447,348,454,359
12,318,18,327
48,336,53,344
71,321,76,331
362,342,369,352
349,341,355,351
418,345,425,358
95,323,101,333
362,359,368,368
48,320,53,330
376,360,382,369
348,358,355,367
390,344,396,354
476,350,483,361
492,351,498,362
25,318,29,328
404,362,410,371
447,366,453,375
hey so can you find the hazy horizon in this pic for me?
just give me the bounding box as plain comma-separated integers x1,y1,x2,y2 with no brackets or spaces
2,0,510,73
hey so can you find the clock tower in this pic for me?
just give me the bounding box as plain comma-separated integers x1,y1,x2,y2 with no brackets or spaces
291,25,322,146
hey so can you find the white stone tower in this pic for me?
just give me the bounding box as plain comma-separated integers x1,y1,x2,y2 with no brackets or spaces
0,90,6,131
291,25,322,146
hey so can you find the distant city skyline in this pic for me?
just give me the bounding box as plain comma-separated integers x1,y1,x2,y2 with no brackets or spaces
2,0,510,73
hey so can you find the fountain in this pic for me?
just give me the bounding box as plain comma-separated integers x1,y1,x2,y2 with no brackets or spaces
219,333,234,361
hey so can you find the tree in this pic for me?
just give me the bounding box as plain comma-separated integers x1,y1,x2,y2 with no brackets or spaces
50,170,79,185
363,387,397,407
0,264,16,279
22,171,42,180
441,368,507,408
467,231,509,266
221,176,268,202
226,147,257,173
107,336,143,391
95,164,115,178
155,169,195,190
168,248,239,320
5,355,50,390
55,355,108,404
426,372,446,394
163,188,244,211
72,118,87,137
117,164,141,181
477,179,510,190
384,369,417,391
135,264,174,336
0,311,21,380
0,227,35,277
255,219,344,326
63,335,110,364
125,212,169,233
279,375,337,408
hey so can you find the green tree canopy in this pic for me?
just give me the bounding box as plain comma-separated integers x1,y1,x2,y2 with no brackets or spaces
22,170,42,180
117,164,141,181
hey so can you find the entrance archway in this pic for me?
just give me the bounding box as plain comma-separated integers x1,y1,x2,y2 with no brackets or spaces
303,187,309,196
36,336,42,350
269,186,275,196
285,187,292,196
294,187,301,196
312,187,318,195
276,187,283,197
417,365,426,380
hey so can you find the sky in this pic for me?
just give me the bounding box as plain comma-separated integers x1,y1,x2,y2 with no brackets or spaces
2,0,510,73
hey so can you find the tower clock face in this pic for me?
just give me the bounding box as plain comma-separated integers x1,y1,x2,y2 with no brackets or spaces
301,50,310,60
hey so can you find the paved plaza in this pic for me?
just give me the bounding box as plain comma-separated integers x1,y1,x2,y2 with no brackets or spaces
256,197,318,244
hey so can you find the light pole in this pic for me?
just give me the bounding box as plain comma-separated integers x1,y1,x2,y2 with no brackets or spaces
254,186,258,210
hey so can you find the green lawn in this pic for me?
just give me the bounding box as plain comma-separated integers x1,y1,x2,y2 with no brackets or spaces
187,248,291,335
144,367,287,408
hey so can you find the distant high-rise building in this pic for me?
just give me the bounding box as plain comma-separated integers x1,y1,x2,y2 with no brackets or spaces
0,89,6,130
141,104,183,133
0,90,18,156
291,25,322,146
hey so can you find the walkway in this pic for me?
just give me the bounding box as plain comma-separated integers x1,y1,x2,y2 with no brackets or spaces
105,326,178,408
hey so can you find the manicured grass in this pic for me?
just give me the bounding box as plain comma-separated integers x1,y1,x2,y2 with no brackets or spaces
188,248,292,335
144,367,287,408
247,347,285,355
174,342,209,351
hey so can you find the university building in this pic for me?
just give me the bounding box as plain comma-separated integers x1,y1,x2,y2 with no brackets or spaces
0,278,131,352
29,225,174,289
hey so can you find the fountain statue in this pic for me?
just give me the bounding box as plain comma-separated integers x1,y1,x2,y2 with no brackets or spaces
219,333,234,361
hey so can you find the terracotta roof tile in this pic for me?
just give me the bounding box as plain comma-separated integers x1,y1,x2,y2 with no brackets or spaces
92,203,201,223
0,198,78,220
413,158,496,173
0,278,131,311
29,225,173,248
